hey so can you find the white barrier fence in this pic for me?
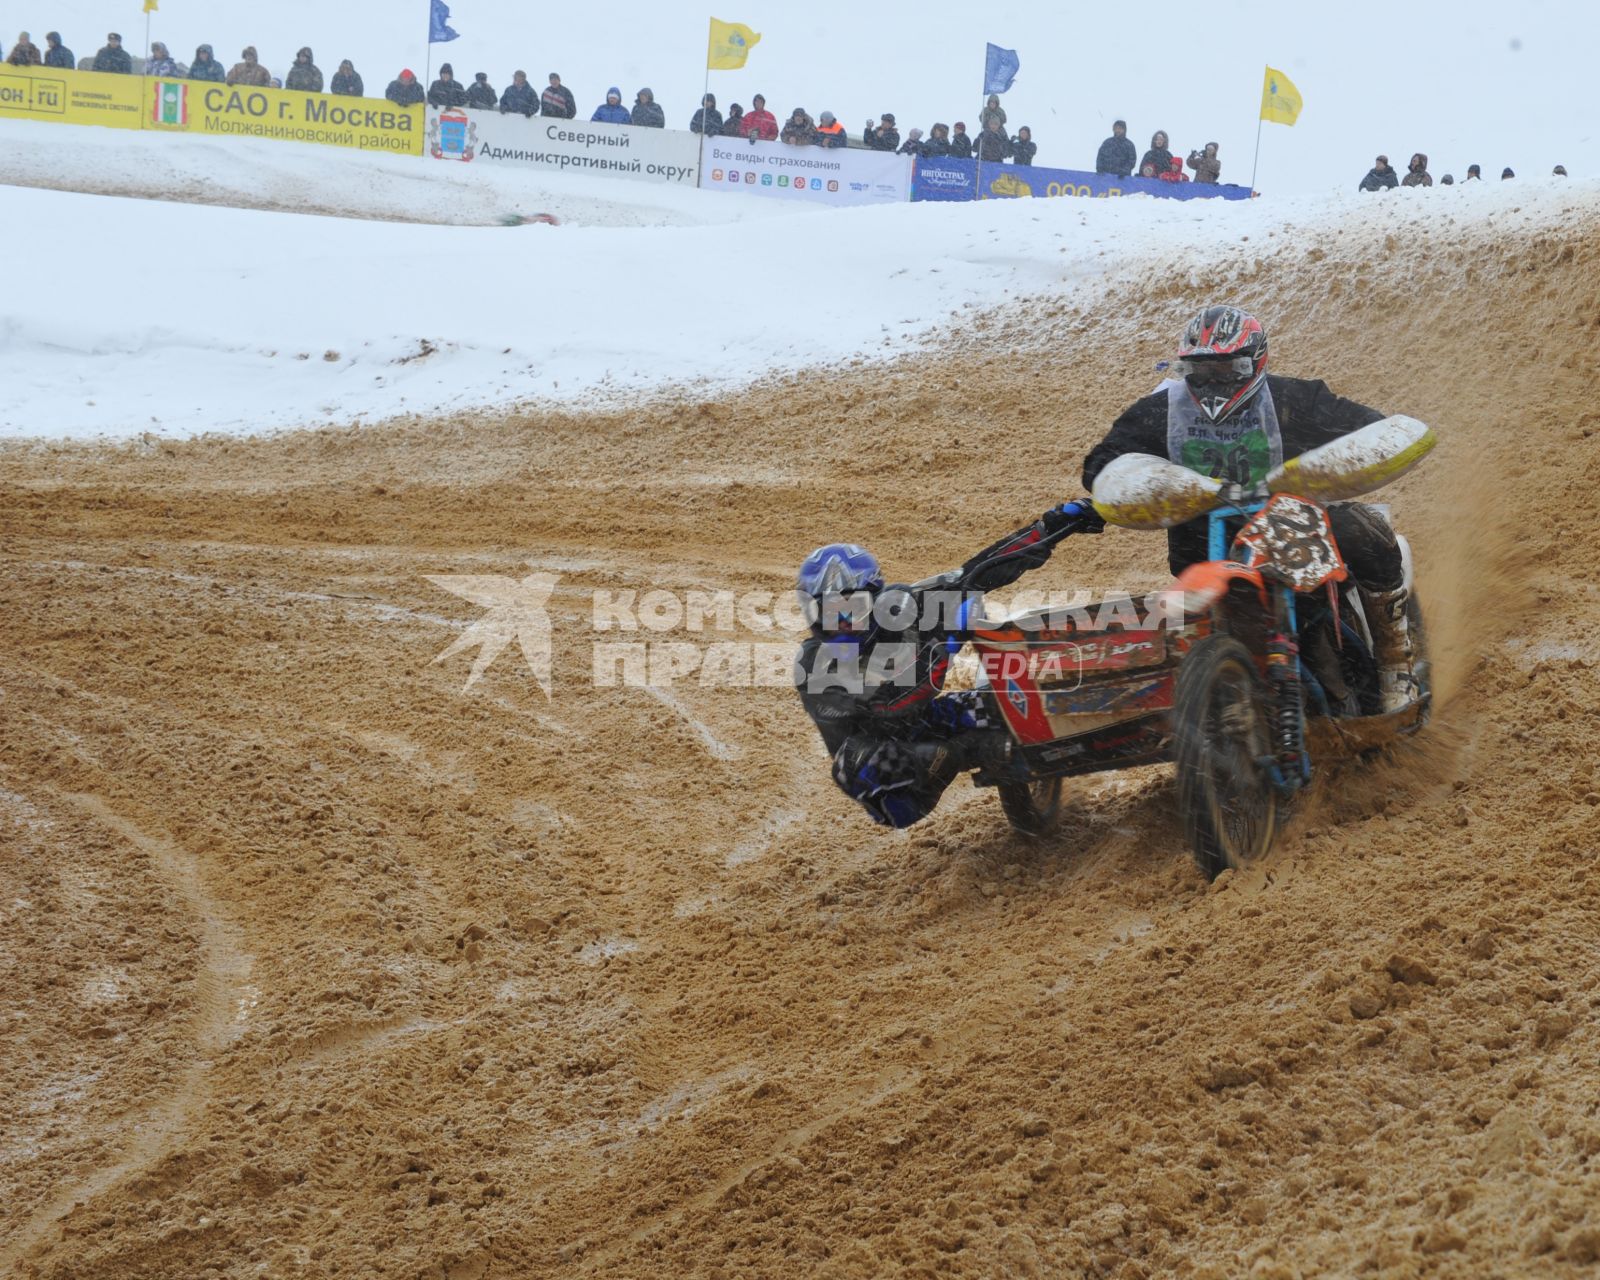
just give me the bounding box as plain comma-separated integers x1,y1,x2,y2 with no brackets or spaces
425,108,914,204
426,109,701,185
700,136,912,207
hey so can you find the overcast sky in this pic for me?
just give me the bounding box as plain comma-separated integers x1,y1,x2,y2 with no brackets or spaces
30,0,1592,192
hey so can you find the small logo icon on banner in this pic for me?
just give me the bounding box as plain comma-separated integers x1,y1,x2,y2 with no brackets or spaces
151,80,188,127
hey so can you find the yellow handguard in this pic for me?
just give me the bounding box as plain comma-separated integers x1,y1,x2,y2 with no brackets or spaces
1263,415,1435,503
1091,453,1225,529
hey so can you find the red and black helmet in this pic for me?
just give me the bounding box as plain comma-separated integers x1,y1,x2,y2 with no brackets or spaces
1173,304,1269,424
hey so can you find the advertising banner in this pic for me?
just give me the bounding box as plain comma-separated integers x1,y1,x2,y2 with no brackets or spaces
426,109,700,184
153,82,423,155
700,137,911,206
912,157,1252,203
0,64,143,129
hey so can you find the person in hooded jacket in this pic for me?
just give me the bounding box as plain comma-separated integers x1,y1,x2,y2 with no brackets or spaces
1159,156,1188,182
7,32,41,65
591,87,629,123
331,60,363,96
978,93,1006,133
429,64,467,108
93,33,131,74
42,32,74,68
466,72,497,109
387,68,425,106
227,47,271,87
923,123,952,157
739,94,777,140
631,88,665,128
1186,142,1221,183
1141,130,1174,176
1401,153,1432,187
1096,121,1136,177
189,44,225,81
975,117,1011,162
1011,126,1037,166
149,41,187,77
897,128,926,157
541,73,576,118
1464,164,1481,180
781,108,816,145
500,71,536,116
863,114,899,151
948,123,973,159
722,103,745,136
1358,155,1398,192
1501,167,1515,180
285,47,322,92
690,93,723,134
814,111,847,147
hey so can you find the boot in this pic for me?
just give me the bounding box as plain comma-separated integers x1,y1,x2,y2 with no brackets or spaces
1362,585,1418,714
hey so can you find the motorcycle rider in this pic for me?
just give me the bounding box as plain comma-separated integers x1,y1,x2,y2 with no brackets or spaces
794,504,1101,827
1082,304,1421,713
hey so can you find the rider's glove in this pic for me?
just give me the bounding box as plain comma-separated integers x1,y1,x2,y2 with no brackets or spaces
1040,500,1103,535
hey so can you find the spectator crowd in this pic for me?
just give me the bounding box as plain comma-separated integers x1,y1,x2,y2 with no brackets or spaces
1355,153,1564,190
5,26,1570,184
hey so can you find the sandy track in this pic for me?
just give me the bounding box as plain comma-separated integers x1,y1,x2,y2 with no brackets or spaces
3,206,1600,1278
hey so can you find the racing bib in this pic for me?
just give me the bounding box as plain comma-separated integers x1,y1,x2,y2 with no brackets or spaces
1166,380,1283,487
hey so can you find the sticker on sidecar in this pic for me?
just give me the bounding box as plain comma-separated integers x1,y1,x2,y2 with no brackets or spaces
1044,629,1166,675
1044,673,1174,718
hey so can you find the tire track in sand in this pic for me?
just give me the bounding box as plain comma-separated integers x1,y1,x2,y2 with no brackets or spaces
0,794,255,1272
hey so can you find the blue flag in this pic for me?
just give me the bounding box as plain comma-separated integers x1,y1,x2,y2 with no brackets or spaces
430,0,460,43
983,43,1019,94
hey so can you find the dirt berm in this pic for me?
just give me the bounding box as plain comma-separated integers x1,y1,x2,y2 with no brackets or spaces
3,199,1599,1278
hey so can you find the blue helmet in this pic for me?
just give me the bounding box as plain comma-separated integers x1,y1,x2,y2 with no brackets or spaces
796,543,883,638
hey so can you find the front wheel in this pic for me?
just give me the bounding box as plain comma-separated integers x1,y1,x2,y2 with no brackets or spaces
1173,635,1278,879
998,777,1064,836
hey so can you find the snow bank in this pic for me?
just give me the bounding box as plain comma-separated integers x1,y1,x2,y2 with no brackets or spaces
1,119,1594,442
0,118,801,230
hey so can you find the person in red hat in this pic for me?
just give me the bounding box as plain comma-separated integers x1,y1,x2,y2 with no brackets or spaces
386,67,425,107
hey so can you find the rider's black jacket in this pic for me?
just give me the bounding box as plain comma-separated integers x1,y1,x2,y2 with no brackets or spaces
1082,374,1386,575
795,518,1067,755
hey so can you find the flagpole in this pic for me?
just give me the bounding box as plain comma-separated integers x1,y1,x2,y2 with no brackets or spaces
144,9,152,70
698,19,713,188
974,82,986,199
425,1,433,97
1249,112,1264,195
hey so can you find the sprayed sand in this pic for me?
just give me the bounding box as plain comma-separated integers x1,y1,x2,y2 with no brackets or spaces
2,206,1600,1278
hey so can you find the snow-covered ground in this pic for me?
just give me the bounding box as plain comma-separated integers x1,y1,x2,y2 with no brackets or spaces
1,119,1594,442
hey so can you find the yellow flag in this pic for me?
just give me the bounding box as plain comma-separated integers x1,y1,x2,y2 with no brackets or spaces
1260,66,1302,125
707,18,760,70
144,0,158,11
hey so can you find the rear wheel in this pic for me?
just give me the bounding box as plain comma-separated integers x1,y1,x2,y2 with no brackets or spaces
1173,635,1278,879
998,777,1064,836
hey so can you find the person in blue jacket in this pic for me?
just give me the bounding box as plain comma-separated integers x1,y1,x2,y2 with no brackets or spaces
591,87,629,123
499,70,537,116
